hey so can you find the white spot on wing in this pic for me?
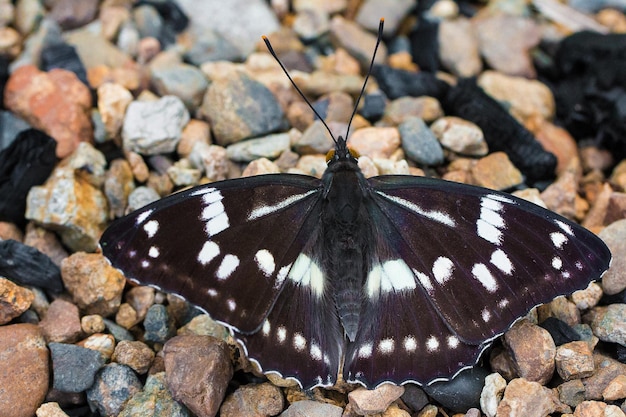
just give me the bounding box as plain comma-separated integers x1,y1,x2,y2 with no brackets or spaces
207,288,218,297
255,249,275,277
288,254,324,298
141,260,150,268
366,264,382,298
148,246,160,258
575,261,583,271
498,298,509,309
555,219,574,236
217,254,239,280
143,220,159,238
277,326,287,343
358,342,373,359
477,219,503,245
227,298,236,311
310,343,323,361
552,256,563,270
201,189,222,204
403,336,417,352
472,263,498,292
432,256,454,284
480,206,505,228
378,259,416,293
191,187,216,196
248,190,318,220
376,191,456,227
198,241,220,265
378,338,395,354
490,249,513,274
136,209,153,225
415,270,433,293
274,264,291,289
481,308,491,322
447,336,459,349
426,336,439,352
550,232,568,249
486,194,516,204
262,320,270,336
201,201,225,220
293,333,306,351
206,212,229,236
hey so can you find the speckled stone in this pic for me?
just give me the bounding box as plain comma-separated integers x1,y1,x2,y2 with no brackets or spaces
503,320,556,385
496,378,569,417
39,298,83,343
583,304,626,345
431,116,488,156
280,400,343,417
104,158,135,218
112,340,155,375
119,372,190,417
555,341,595,381
471,152,523,190
438,17,482,77
49,342,106,393
383,96,444,125
150,61,208,111
144,304,176,344
220,382,284,417
348,385,405,415
225,132,291,162
0,276,34,324
480,373,507,417
598,219,626,295
347,127,400,159
77,333,116,361
86,363,143,417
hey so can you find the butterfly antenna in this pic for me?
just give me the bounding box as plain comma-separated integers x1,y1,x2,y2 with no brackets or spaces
345,18,384,141
263,35,338,144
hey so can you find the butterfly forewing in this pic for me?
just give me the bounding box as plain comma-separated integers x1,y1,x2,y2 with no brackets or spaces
100,174,323,334
367,175,611,344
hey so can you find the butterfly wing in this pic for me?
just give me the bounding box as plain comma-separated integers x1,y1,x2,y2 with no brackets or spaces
344,175,610,387
100,174,324,334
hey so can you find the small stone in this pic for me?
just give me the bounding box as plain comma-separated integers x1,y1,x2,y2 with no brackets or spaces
61,252,125,316
496,378,568,417
383,96,444,125
280,400,343,417
242,158,281,176
144,304,176,344
177,119,211,157
431,116,488,156
86,363,143,417
295,121,335,155
4,66,93,158
557,379,586,408
103,318,134,342
226,132,291,162
97,83,133,141
81,315,105,335
0,239,63,292
116,303,139,329
122,96,189,155
598,219,626,295
48,0,98,30
438,17,482,77
163,335,234,417
118,372,189,417
0,276,33,324
125,286,155,322
423,366,489,412
398,117,444,166
538,296,581,328
24,223,69,268
571,283,603,311
573,401,626,417
126,151,150,183
0,324,49,417
355,0,413,36
293,8,329,41
112,340,155,375
294,154,327,178
167,159,202,186
200,72,285,146
401,384,429,413
177,314,230,340
25,166,108,252
471,152,523,190
602,374,626,401
532,120,579,177
348,385,405,415
0,222,23,241
220,382,284,417
36,402,70,417
374,158,410,175
480,373,506,417
347,127,400,159
504,320,556,385
39,299,83,343
104,158,135,218
582,355,626,400
49,342,106,393
151,61,208,110
417,404,438,417
77,333,116,361
583,304,626,345
127,186,161,213
329,15,387,67
555,341,595,381
541,168,580,220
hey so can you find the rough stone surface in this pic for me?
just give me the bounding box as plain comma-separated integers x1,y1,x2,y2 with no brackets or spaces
61,252,126,316
39,298,83,343
558,379,586,408
97,82,133,141
555,341,595,381
220,382,284,417
583,304,626,345
431,116,488,156
35,402,70,417
348,385,405,415
0,324,49,417
163,335,234,417
603,374,626,401
347,127,401,159
280,400,343,417
439,17,482,77
86,363,143,417
225,132,291,162
118,372,189,417
77,333,116,361
382,96,444,125
504,320,556,385
471,152,523,190
598,219,626,295
496,378,568,417
112,340,155,375
480,373,506,417
398,116,444,166
49,342,106,393
143,304,176,344
0,277,34,324
582,355,626,400
104,158,135,218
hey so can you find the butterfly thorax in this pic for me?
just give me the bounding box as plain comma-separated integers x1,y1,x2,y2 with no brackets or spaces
321,153,374,342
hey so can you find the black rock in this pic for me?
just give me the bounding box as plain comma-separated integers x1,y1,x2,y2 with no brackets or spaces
539,317,581,346
41,42,89,87
617,344,626,364
401,384,430,413
359,91,387,121
443,78,557,185
143,304,176,344
49,342,106,393
135,0,188,46
0,129,57,227
371,64,449,100
0,240,63,293
0,55,9,110
599,288,626,306
409,17,440,73
422,366,490,413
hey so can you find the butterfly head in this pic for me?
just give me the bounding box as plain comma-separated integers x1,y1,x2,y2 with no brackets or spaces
326,136,359,166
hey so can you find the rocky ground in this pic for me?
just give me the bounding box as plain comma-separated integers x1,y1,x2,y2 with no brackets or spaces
1,0,626,416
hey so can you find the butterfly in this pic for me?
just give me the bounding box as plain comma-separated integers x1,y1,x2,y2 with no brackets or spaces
99,20,611,389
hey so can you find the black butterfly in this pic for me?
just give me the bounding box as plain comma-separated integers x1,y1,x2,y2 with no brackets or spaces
100,20,611,389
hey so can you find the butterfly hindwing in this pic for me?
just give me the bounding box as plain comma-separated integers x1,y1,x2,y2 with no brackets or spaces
100,174,324,334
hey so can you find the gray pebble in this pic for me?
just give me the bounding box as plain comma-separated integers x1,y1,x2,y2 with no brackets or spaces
226,132,291,162
127,186,161,214
399,116,444,166
103,318,135,342
0,111,30,150
87,363,143,417
144,304,176,344
280,400,343,417
119,372,190,417
151,63,209,111
49,342,106,393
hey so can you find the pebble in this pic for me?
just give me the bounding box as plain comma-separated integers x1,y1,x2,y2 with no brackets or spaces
532,120,579,177
294,121,335,155
127,186,161,213
220,382,284,417
398,117,444,166
104,158,135,218
329,15,387,67
383,96,444,125
86,363,143,417
555,341,595,381
242,157,281,176
423,366,489,413
0,277,33,324
115,303,139,329
167,158,202,186
438,17,482,77
539,296,581,328
124,286,155,323
49,342,106,393
0,110,30,149
582,355,626,400
474,14,541,78
348,384,404,415
557,379,586,408
26,165,108,252
293,8,329,41
112,340,155,375
573,401,626,417
39,298,83,343
97,82,133,141
35,402,70,417
163,335,233,417
603,374,626,401
571,283,603,311
539,317,581,346
471,152,523,190
540,168,580,220
119,372,189,417
81,314,105,335
0,239,63,292
201,72,285,146
61,252,125,316
431,116,488,156
122,95,190,155
78,333,116,361
144,304,176,344
598,219,626,295
400,384,429,413
151,61,209,111
177,314,230,340
103,318,134,342
280,400,343,417
503,320,556,385
496,378,568,417
24,225,67,269
188,142,230,181
347,127,400,159
226,132,291,162
0,222,23,241
178,119,211,156
355,0,413,36
480,373,506,417
47,0,98,30
583,305,626,346
4,65,92,158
